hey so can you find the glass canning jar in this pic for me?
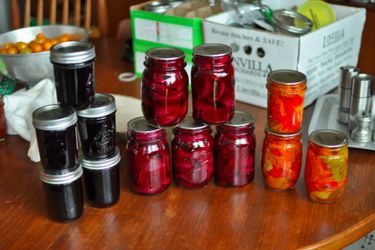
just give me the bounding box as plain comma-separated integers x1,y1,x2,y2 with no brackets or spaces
33,104,78,174
266,69,307,133
305,129,349,203
77,93,117,159
126,117,171,195
82,147,121,207
261,128,302,191
192,43,235,125
214,111,256,187
141,47,188,127
50,41,96,110
172,114,214,189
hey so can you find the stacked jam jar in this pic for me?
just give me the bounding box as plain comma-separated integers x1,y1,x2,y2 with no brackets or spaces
33,41,120,222
261,70,307,191
130,43,256,194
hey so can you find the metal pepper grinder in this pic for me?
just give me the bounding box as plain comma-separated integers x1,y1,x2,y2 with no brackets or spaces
348,74,374,134
338,66,359,124
351,112,372,143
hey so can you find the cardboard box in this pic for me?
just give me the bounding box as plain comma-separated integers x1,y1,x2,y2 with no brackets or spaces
204,2,366,108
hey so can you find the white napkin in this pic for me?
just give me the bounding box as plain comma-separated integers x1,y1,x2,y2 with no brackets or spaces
112,94,142,133
4,79,57,162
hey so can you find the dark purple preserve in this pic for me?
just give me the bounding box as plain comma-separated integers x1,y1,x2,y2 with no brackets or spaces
50,41,96,110
33,104,78,174
82,147,121,207
77,93,117,159
39,165,84,222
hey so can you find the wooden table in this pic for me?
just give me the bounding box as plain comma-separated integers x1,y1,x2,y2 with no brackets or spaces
1,38,375,250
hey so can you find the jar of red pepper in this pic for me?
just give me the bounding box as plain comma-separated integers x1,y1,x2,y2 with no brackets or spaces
266,70,307,134
141,48,188,127
126,117,171,195
305,129,348,203
192,43,235,125
261,128,302,191
172,114,214,189
214,111,256,187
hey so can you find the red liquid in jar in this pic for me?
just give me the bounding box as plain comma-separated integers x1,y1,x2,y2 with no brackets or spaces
192,44,235,124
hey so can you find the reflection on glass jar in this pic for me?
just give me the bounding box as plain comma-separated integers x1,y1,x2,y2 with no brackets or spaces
261,128,302,191
126,117,171,195
305,129,349,203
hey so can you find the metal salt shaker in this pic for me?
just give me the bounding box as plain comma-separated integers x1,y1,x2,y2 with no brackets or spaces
348,74,374,134
351,113,372,143
338,66,359,124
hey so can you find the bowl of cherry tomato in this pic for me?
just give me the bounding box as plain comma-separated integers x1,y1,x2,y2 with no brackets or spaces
0,25,89,87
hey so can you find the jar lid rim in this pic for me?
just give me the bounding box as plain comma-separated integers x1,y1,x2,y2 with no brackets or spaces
39,165,82,184
82,147,121,170
309,129,348,148
127,117,163,133
50,41,95,64
221,111,255,127
146,47,185,61
176,114,208,130
77,93,116,118
33,104,77,130
267,69,306,85
193,43,232,57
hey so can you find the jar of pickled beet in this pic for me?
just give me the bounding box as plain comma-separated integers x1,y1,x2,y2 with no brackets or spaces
126,117,171,195
261,128,302,191
192,43,235,124
266,70,307,134
141,48,188,127
39,164,84,222
82,147,121,207
214,111,256,187
0,95,6,141
172,114,214,189
33,104,78,174
305,129,349,203
77,93,116,159
50,41,95,110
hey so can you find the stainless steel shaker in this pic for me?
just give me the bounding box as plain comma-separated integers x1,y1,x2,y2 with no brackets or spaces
348,73,374,134
338,66,359,124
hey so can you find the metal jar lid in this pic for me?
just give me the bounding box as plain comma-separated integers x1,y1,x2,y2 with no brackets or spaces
271,9,313,36
176,114,208,130
193,43,232,58
33,104,77,130
39,164,83,185
146,47,184,61
351,73,373,98
309,129,348,148
50,41,95,64
82,147,121,170
265,127,302,137
340,66,359,89
145,1,170,14
221,111,255,128
77,93,116,118
267,69,306,86
127,117,163,134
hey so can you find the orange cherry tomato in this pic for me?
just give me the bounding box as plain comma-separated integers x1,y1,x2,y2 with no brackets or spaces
7,47,18,54
42,40,53,51
0,48,7,54
58,34,70,43
30,43,43,53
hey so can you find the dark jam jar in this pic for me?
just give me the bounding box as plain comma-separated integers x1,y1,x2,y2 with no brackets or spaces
77,93,117,159
141,47,188,127
50,41,95,110
33,104,78,174
214,111,256,187
82,147,121,207
172,114,214,189
192,43,235,125
126,117,171,195
39,165,84,222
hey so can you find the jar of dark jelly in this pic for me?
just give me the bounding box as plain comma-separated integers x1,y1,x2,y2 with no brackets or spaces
141,47,188,127
39,164,84,222
126,117,171,195
172,114,214,189
33,104,78,174
192,43,235,125
77,93,117,159
214,111,256,187
82,147,121,207
50,41,95,110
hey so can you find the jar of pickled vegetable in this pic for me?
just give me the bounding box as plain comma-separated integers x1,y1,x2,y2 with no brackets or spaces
192,43,235,125
126,117,171,195
214,111,256,187
305,129,349,203
141,48,188,127
172,114,214,189
266,70,307,134
261,128,302,191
